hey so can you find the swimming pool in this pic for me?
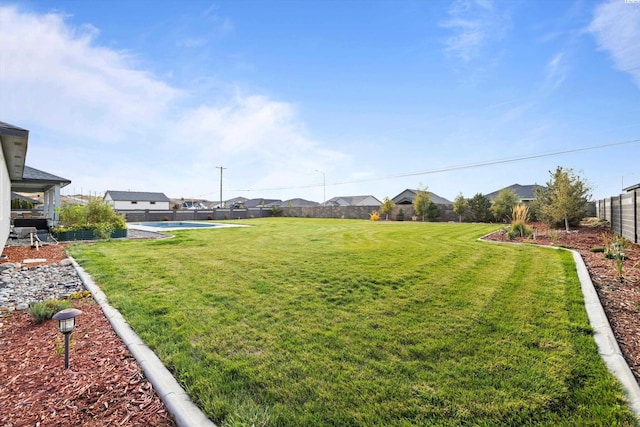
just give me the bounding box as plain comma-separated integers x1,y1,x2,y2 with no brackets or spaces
128,221,245,232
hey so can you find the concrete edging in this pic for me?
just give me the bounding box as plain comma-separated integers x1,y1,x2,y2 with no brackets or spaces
479,233,640,418
69,257,217,427
569,249,640,417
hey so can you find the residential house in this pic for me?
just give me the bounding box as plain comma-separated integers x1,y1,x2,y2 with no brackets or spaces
243,198,282,208
1,121,71,250
104,190,170,210
623,183,640,193
223,197,249,208
391,189,452,205
279,198,319,207
324,195,382,207
485,184,544,203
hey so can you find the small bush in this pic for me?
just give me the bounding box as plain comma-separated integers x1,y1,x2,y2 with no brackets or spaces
28,299,72,324
369,211,380,221
508,220,532,240
270,206,282,217
396,209,404,221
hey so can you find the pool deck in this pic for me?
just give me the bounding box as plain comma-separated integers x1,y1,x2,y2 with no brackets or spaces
127,221,248,232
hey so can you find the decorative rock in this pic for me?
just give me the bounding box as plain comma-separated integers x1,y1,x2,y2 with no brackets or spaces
0,264,86,312
59,258,73,267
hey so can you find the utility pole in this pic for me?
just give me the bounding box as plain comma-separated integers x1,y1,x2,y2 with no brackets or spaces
217,166,227,208
315,170,326,205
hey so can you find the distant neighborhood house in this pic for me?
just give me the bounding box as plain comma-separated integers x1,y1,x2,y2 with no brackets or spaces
279,198,319,207
485,184,544,203
324,195,382,207
243,198,282,208
104,190,171,210
392,189,452,205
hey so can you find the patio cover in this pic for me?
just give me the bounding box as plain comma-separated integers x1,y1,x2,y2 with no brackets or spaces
1,121,71,223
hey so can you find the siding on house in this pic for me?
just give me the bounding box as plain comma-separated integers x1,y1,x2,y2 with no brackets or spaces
104,190,171,210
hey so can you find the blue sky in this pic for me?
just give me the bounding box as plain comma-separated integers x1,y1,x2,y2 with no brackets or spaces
1,0,638,203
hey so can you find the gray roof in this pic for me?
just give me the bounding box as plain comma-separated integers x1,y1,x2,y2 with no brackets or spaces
392,189,452,205
105,190,170,202
623,183,640,192
11,192,41,204
243,198,282,208
324,195,382,206
279,198,319,207
11,165,71,192
485,184,544,201
22,165,71,185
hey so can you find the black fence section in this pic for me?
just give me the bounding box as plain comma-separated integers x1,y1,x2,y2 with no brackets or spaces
119,203,460,223
597,190,639,244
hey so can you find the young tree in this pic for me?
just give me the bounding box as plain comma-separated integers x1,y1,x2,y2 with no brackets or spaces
426,201,441,222
490,189,520,223
535,166,592,232
453,192,467,222
467,193,492,222
412,188,432,221
379,197,395,221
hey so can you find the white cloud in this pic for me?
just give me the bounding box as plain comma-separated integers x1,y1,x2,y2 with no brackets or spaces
0,5,349,200
544,52,568,91
588,0,640,87
441,0,511,63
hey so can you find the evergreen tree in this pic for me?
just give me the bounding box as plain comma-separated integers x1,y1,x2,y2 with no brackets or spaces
467,193,492,222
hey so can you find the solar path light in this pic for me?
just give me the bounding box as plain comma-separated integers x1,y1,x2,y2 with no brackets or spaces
52,308,82,370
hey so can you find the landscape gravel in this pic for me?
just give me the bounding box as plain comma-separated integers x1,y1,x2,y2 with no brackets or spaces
0,261,84,313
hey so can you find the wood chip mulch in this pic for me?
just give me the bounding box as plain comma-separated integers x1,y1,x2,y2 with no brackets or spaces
1,222,639,425
0,244,176,426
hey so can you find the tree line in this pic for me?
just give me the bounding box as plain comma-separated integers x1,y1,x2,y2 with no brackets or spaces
379,166,591,231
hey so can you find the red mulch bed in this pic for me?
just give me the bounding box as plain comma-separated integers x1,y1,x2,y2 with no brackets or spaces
1,222,639,425
0,244,176,426
484,220,640,382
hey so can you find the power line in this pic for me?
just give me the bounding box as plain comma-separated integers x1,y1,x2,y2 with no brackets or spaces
229,138,640,193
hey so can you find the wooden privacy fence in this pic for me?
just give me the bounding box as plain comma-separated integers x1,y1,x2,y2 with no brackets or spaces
597,189,640,244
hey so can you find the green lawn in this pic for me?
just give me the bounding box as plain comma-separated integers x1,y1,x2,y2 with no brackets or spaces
68,218,636,426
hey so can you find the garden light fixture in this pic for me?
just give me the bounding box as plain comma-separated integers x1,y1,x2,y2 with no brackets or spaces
52,308,82,369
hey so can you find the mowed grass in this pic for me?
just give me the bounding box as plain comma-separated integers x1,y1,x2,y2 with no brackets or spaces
68,218,636,426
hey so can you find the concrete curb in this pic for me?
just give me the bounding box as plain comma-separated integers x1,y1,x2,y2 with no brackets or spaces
570,249,640,417
479,234,640,418
69,257,217,427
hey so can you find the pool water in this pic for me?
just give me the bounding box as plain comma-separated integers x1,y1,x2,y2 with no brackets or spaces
128,221,247,232
139,221,219,228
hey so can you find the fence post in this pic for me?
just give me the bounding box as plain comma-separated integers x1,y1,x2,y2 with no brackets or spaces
634,190,638,244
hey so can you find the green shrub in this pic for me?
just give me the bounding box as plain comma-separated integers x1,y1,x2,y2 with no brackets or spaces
508,220,532,240
270,206,282,217
28,299,72,324
55,200,125,239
